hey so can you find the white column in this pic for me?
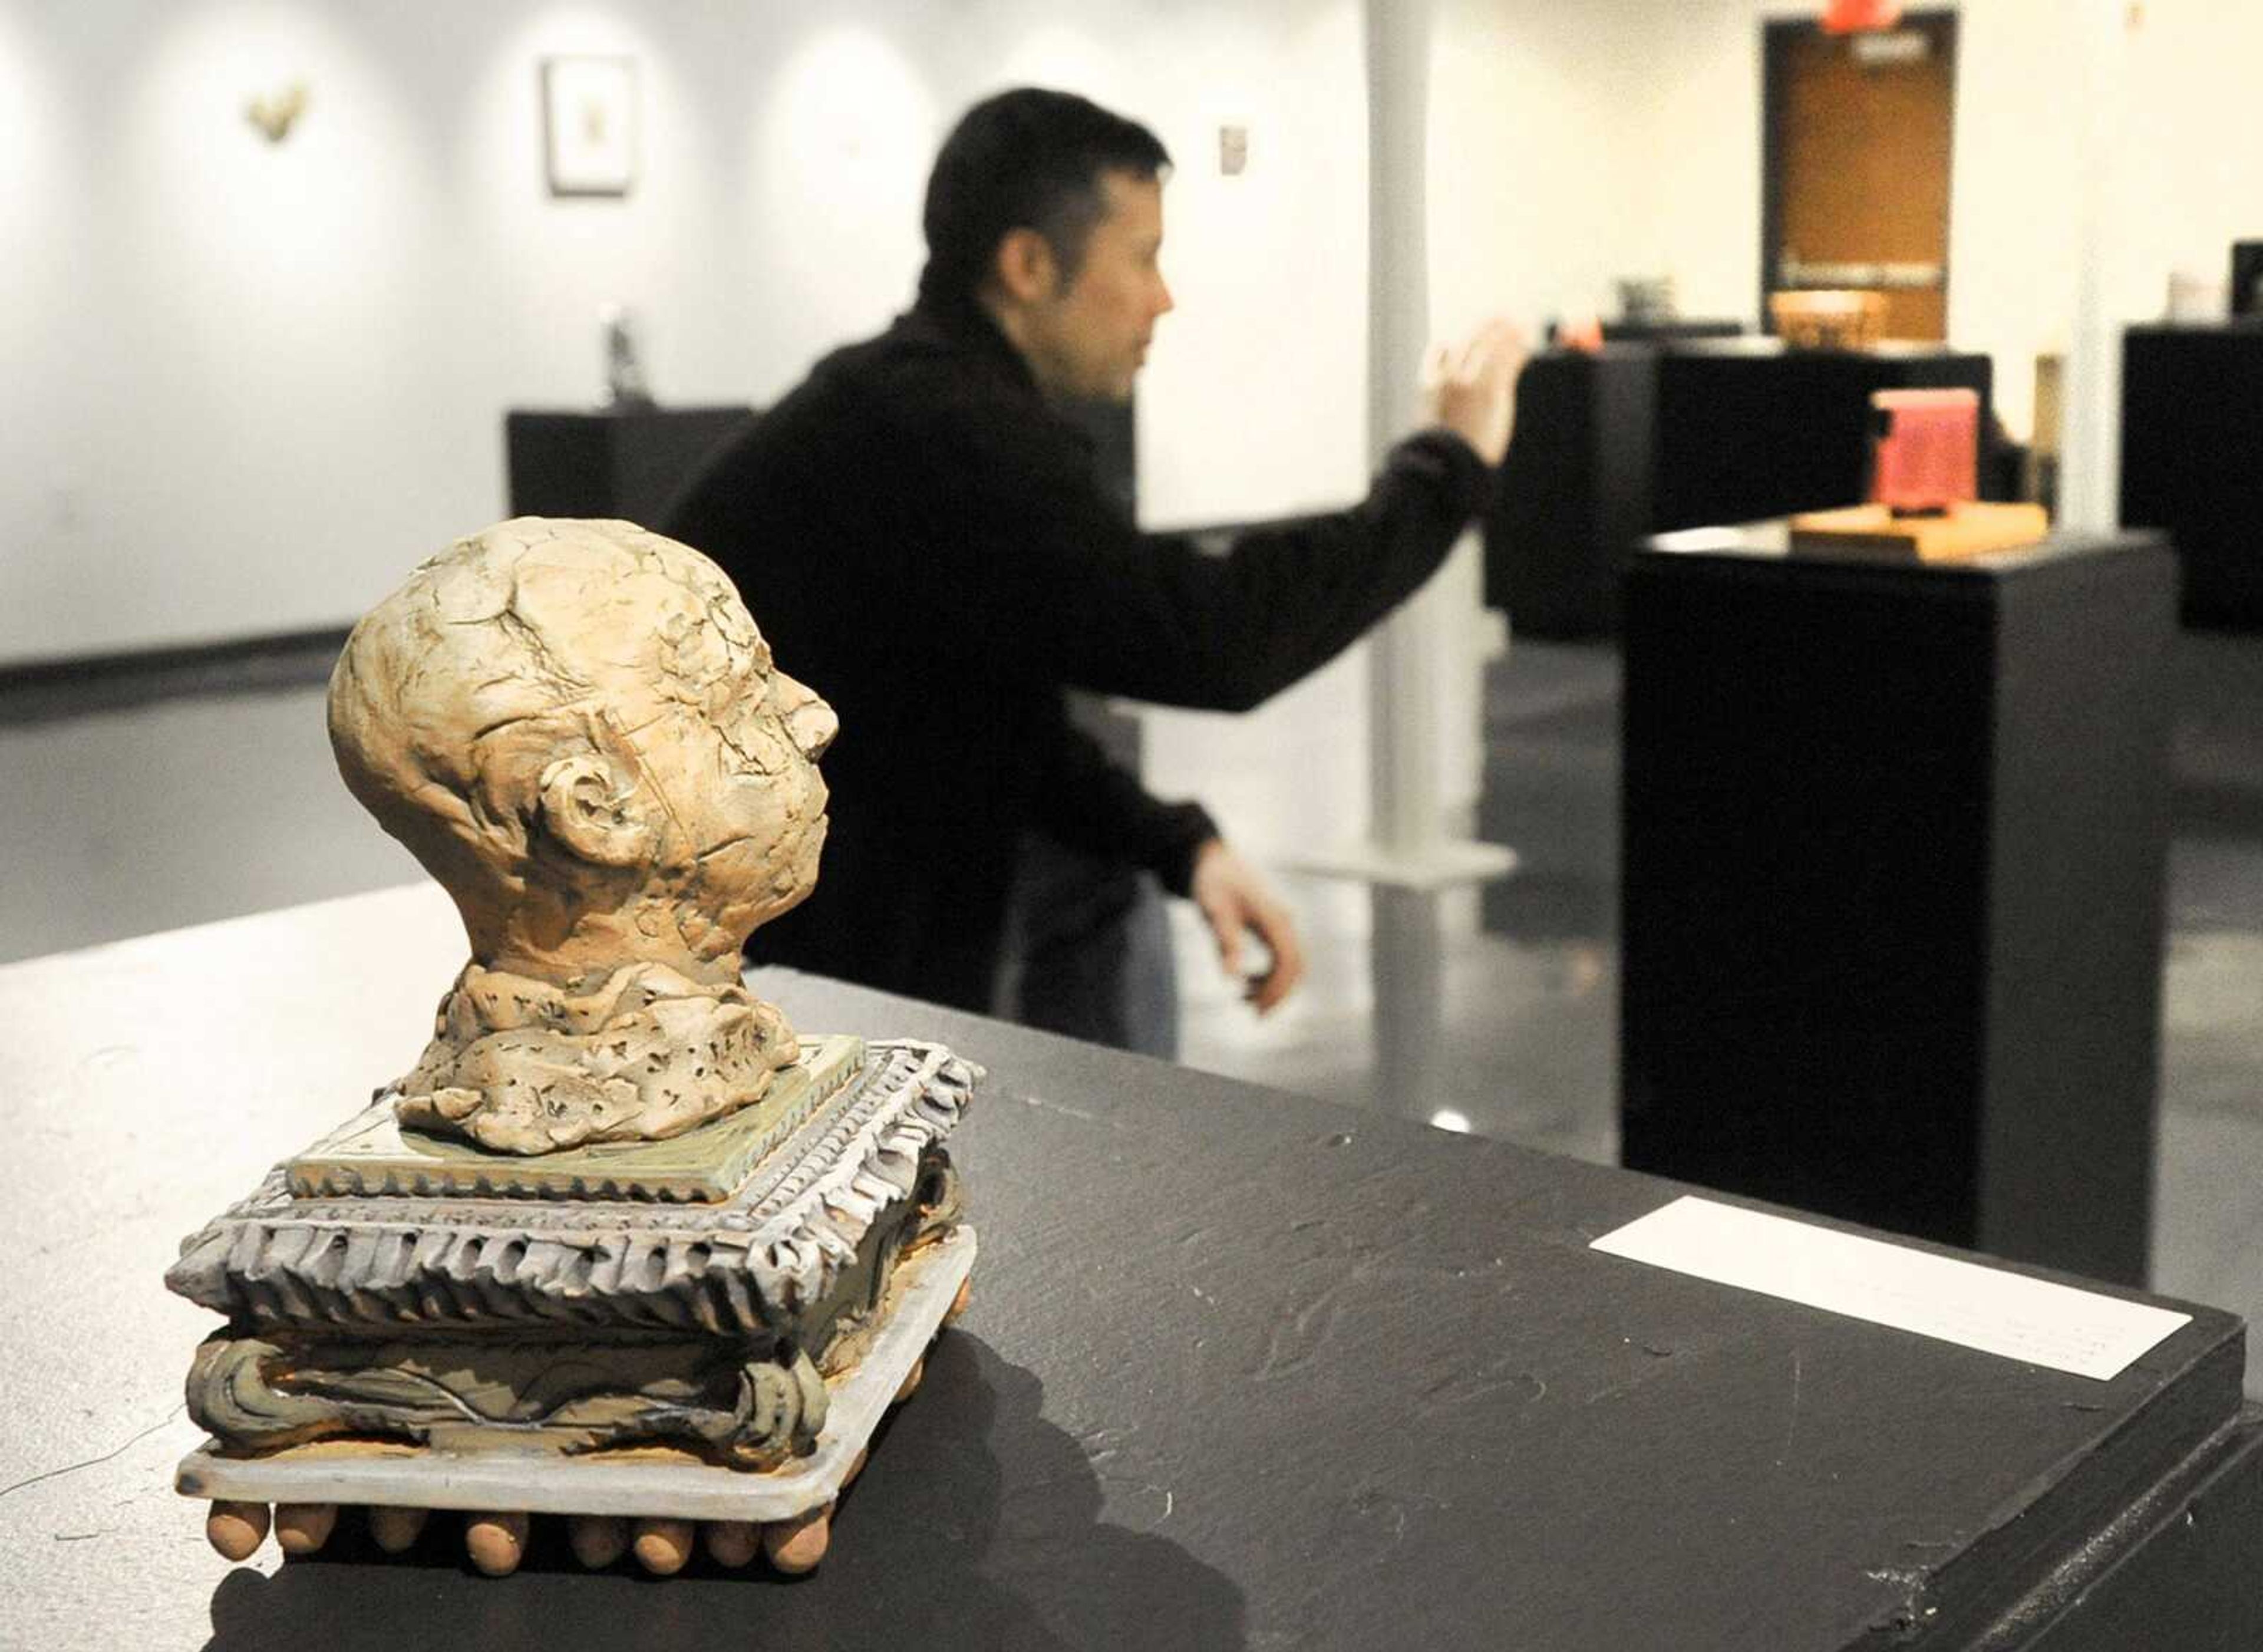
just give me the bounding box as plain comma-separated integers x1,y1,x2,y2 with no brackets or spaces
2058,0,2130,535
1347,0,1513,1119
1366,0,1439,852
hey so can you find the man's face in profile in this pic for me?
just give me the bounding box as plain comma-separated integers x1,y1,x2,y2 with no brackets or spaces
1029,168,1175,403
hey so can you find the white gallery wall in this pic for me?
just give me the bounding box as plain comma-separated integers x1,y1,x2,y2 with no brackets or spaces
0,0,1381,669
1947,0,2263,445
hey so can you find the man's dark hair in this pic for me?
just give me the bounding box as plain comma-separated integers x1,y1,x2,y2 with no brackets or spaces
919,88,1170,306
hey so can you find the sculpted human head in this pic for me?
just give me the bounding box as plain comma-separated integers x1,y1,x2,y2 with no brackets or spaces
329,518,835,991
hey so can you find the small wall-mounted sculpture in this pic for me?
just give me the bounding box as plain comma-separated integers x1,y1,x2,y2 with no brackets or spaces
168,519,979,1579
245,81,309,144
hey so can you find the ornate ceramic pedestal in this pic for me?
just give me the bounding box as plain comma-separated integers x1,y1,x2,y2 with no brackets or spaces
166,1037,978,1575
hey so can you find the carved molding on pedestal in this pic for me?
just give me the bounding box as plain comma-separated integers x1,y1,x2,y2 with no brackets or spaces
167,1040,977,1336
169,1039,977,1465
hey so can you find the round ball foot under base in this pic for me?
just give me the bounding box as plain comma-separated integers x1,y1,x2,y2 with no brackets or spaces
206,1501,269,1561
703,1519,762,1568
463,1511,530,1577
273,1503,337,1557
763,1505,832,1575
568,1515,629,1570
633,1516,697,1575
366,1504,428,1554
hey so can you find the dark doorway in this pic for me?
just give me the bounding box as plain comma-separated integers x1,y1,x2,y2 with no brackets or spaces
1762,12,1958,342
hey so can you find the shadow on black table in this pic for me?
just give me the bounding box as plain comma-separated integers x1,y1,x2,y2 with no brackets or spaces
201,1335,1246,1651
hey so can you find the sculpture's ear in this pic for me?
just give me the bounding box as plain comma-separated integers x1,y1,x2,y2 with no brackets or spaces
536,754,657,870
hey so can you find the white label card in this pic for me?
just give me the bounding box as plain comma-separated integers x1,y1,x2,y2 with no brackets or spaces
1590,1196,2192,1381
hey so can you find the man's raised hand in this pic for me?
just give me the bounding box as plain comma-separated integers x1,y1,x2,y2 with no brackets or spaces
1423,315,1528,467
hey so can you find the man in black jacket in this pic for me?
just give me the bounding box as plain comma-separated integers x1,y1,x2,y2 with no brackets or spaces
665,88,1519,1026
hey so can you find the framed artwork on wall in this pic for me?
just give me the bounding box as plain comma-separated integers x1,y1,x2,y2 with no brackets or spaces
542,56,637,197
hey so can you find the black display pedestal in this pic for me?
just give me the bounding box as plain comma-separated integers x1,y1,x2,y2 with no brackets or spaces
2121,322,2263,628
504,405,754,526
1485,345,1655,635
1619,525,2175,1286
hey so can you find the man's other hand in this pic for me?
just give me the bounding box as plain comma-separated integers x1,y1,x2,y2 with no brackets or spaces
1423,316,1527,466
1189,839,1306,1014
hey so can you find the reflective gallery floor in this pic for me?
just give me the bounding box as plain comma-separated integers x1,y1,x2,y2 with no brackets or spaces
6,631,2261,1390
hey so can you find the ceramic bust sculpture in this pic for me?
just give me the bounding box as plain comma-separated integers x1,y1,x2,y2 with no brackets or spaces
174,516,977,1578
327,517,837,1154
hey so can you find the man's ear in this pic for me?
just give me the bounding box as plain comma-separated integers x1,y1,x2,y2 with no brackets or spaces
536,754,657,870
991,227,1060,306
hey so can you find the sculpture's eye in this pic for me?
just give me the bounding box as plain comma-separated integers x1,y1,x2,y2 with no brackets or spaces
715,695,789,779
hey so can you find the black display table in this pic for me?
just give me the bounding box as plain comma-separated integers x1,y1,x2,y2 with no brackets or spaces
1620,526,2176,1288
4,885,2254,1649
2121,322,2263,628
503,405,754,527
1648,340,1995,533
1485,342,1993,639
1486,345,1656,636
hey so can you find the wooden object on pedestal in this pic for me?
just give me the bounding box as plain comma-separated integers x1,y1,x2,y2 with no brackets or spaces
1786,500,2048,560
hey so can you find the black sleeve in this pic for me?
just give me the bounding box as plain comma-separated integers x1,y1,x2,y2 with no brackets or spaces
879,374,1492,714
1025,715,1219,898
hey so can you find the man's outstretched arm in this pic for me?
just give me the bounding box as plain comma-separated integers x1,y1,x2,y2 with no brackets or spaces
889,318,1527,713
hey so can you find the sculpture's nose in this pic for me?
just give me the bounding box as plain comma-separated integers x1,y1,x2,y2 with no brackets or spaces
774,671,838,760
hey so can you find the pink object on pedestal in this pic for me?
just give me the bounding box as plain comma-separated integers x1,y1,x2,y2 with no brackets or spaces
1821,0,1904,32
1870,387,1978,514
